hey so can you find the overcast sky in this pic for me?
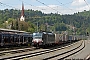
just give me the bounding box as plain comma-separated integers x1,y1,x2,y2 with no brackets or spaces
0,0,90,14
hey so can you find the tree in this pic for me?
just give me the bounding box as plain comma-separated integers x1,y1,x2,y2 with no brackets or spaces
55,23,67,31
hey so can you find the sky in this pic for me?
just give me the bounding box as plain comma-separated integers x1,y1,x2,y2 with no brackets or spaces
0,0,90,14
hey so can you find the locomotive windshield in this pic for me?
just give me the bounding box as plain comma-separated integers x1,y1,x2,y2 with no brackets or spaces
33,33,42,39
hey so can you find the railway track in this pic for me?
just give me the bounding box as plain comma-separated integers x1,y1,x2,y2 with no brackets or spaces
0,41,82,60
0,42,73,56
86,54,90,60
0,47,36,56
44,40,85,60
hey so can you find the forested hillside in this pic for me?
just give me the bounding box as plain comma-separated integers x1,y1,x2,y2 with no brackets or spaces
0,9,90,35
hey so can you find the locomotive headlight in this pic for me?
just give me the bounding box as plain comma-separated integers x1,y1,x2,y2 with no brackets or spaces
41,40,43,42
36,40,39,43
32,40,34,42
32,40,36,42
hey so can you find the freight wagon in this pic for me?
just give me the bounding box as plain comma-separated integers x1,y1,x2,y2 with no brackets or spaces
0,28,32,46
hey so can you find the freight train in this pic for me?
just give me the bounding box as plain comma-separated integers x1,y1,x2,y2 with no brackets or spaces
32,32,80,47
0,28,83,47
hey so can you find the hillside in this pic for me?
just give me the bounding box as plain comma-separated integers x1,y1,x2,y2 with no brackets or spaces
0,9,90,35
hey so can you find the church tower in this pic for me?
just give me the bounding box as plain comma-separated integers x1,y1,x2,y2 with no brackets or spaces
20,2,25,21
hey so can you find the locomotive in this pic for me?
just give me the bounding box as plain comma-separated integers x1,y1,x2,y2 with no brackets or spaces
32,32,55,46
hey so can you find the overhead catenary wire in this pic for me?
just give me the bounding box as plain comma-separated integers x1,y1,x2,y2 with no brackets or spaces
0,0,77,15
84,0,90,10
55,0,77,13
19,0,72,14
18,0,46,11
0,2,19,10
35,0,63,14
0,0,90,15
0,0,45,14
18,0,34,7
19,0,46,11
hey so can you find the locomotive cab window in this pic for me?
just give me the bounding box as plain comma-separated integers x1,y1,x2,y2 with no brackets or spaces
33,33,42,39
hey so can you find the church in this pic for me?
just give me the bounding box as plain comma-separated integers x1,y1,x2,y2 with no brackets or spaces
20,2,25,21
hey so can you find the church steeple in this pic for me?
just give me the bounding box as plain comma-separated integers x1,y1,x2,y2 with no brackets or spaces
20,2,25,21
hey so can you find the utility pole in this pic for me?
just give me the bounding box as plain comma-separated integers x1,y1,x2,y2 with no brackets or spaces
37,22,38,32
45,23,48,32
